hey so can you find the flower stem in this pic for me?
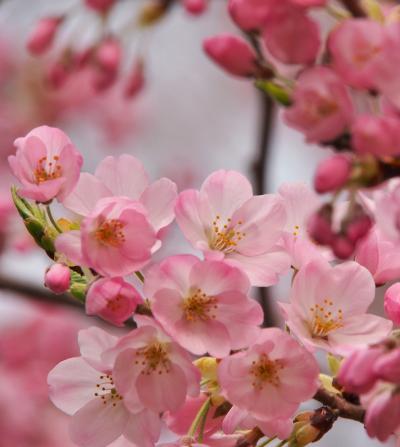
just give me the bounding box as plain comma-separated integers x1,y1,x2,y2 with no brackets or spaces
187,397,211,440
275,440,288,447
46,205,62,233
258,437,277,447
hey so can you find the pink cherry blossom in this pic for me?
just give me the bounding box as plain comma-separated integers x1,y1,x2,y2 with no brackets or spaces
384,283,400,325
262,5,320,65
203,34,259,78
8,126,83,203
56,196,156,276
351,114,400,157
355,226,400,286
86,277,142,327
278,182,329,270
283,67,354,143
328,19,385,89
175,170,290,287
103,316,200,414
281,259,392,355
63,154,177,234
48,327,161,447
218,328,319,421
145,255,262,357
228,0,273,32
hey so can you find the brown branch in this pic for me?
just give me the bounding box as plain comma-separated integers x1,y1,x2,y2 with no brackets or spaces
313,387,365,423
339,0,366,17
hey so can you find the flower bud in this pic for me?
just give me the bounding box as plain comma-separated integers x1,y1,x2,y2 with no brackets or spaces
85,0,115,13
203,34,258,77
345,214,373,243
307,205,334,245
27,17,63,55
45,264,70,294
314,154,352,194
331,235,355,260
384,283,400,326
182,0,207,15
95,38,121,74
228,0,271,32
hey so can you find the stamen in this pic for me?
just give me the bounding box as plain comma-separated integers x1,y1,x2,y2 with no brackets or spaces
182,288,218,322
34,155,62,184
250,353,284,390
93,374,123,407
209,215,246,254
309,299,343,339
135,342,171,376
95,219,125,247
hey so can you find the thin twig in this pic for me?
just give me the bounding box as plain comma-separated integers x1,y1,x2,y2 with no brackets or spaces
313,387,365,423
339,0,366,17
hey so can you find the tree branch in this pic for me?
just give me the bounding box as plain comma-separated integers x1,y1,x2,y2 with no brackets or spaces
339,0,366,17
313,387,365,423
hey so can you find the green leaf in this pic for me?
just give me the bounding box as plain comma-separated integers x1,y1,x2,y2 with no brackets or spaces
69,270,88,303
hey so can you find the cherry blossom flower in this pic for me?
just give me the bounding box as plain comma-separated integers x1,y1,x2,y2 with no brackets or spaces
103,316,200,414
328,19,385,89
145,255,262,357
56,197,156,276
281,259,392,355
218,328,319,421
175,170,289,286
283,67,354,143
86,277,143,327
8,126,83,203
48,327,161,447
63,154,177,234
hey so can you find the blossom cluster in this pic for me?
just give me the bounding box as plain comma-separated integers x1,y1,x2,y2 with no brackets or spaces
205,0,400,260
8,123,399,446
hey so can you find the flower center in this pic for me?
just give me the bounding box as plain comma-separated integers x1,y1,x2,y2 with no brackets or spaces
250,353,284,390
34,155,62,184
94,374,123,407
135,342,171,375
106,295,124,312
353,45,381,67
95,219,125,247
209,215,246,254
309,299,344,339
182,288,218,322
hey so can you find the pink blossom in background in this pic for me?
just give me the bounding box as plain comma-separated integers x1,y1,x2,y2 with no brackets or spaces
86,277,142,326
48,327,161,447
313,154,352,194
63,154,177,234
228,0,273,32
175,170,290,286
56,196,156,276
355,226,400,286
328,19,384,89
103,316,200,414
384,283,400,325
284,67,354,143
85,0,116,13
8,125,83,203
26,16,62,55
281,259,392,355
203,34,259,78
145,255,262,357
261,5,321,65
351,114,400,157
373,179,400,242
218,328,319,422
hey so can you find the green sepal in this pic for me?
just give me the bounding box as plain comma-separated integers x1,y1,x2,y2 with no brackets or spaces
254,80,293,106
69,270,88,304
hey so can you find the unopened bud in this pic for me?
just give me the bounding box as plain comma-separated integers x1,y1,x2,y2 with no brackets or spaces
384,283,400,325
85,0,116,13
314,154,352,194
331,235,355,259
95,38,121,74
203,34,258,77
45,264,70,294
182,0,208,15
308,205,334,245
27,17,63,55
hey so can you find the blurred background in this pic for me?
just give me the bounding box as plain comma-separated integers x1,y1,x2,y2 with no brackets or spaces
0,0,388,446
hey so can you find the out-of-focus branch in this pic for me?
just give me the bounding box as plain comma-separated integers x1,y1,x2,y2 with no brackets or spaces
253,93,276,327
339,0,366,17
313,387,365,422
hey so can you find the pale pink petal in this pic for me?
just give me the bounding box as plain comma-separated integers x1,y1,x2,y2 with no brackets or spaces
140,178,177,231
78,327,118,371
55,230,84,265
95,155,149,199
124,410,161,447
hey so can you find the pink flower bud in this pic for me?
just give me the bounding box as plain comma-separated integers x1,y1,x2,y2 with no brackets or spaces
374,348,400,383
203,34,258,77
95,38,121,74
307,206,334,245
45,264,70,294
314,154,352,194
331,235,355,259
228,0,273,32
384,283,400,325
182,0,207,15
345,214,373,243
85,0,115,13
86,277,142,326
27,17,63,55
124,59,145,98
